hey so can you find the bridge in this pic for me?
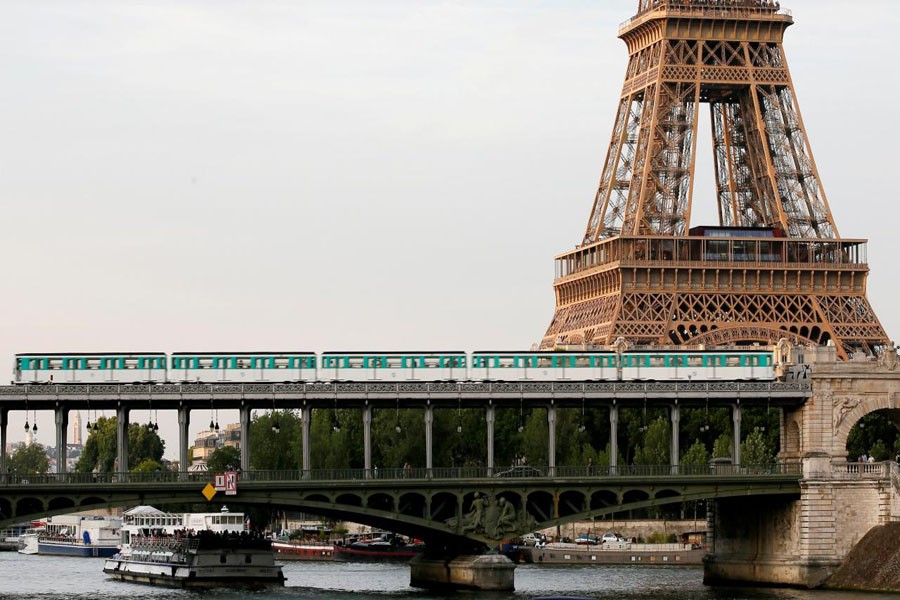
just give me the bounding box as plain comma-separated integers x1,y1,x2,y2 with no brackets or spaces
0,379,809,481
1,345,899,590
0,464,802,557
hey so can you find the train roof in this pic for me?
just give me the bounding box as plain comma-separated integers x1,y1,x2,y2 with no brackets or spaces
470,348,772,354
170,351,315,356
15,352,166,357
320,351,467,355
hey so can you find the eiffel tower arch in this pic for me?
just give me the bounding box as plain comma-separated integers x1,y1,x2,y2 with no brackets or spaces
541,0,889,359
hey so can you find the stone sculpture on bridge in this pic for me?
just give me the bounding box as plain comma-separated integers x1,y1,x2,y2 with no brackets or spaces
448,493,536,540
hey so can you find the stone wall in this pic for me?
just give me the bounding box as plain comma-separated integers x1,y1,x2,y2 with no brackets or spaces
707,344,900,588
538,519,705,542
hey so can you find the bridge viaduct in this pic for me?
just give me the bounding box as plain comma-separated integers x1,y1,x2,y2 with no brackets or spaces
1,344,899,589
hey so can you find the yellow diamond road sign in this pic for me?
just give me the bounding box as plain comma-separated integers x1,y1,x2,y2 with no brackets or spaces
202,483,217,501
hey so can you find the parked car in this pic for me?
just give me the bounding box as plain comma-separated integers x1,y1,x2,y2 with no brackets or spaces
601,531,625,543
575,533,600,545
520,532,547,546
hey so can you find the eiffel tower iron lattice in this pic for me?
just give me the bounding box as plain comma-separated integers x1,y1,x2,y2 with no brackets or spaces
540,0,889,359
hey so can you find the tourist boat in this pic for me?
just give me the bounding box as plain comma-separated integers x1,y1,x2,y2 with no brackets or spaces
333,533,424,561
35,514,122,557
271,539,334,561
103,506,284,589
16,531,41,555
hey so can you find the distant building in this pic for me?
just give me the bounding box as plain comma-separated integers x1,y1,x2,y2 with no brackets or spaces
191,423,241,469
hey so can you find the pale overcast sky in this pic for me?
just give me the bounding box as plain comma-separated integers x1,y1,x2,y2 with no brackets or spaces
1,1,897,454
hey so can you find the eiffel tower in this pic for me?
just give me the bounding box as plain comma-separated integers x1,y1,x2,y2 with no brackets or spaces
541,0,889,359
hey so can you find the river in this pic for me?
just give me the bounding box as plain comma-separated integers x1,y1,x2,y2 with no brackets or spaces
0,553,886,599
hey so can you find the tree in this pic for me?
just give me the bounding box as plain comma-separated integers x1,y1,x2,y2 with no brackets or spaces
741,427,774,467
74,416,164,473
681,438,710,467
207,445,241,474
250,410,301,471
10,443,50,476
633,417,670,466
712,434,733,460
132,459,166,473
75,416,117,473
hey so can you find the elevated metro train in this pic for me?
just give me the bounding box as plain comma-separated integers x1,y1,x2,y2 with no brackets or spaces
13,349,775,384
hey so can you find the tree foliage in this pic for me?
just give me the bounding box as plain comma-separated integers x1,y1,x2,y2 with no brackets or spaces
681,438,710,467
712,434,733,460
741,427,774,467
633,417,670,466
10,443,50,475
207,446,241,474
74,416,164,473
250,410,301,471
847,412,900,460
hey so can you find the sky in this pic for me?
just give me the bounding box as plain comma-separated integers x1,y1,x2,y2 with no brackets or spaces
1,0,897,457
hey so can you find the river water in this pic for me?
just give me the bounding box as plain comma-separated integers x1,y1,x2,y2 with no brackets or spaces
0,553,887,599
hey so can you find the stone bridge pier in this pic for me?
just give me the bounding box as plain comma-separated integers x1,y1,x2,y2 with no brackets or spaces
705,344,900,588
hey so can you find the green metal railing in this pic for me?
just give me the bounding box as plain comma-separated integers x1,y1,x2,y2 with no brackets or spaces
1,462,807,485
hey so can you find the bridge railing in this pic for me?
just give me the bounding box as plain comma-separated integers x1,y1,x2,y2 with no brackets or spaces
832,461,894,480
1,462,802,485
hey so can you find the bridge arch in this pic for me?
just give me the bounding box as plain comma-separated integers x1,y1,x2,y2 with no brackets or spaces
686,325,816,348
367,493,394,512
429,491,458,522
16,497,43,518
834,397,900,460
398,493,425,518
558,490,587,518
590,490,619,510
48,497,75,512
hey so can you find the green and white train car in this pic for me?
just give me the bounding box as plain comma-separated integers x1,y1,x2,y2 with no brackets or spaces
469,350,773,381
169,352,317,383
319,352,467,381
14,352,167,384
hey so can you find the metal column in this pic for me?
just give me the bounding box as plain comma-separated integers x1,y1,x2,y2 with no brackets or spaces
548,403,557,477
732,402,742,466
670,403,680,471
609,403,619,473
363,405,372,478
116,406,129,475
178,407,190,481
300,406,311,478
425,404,434,476
0,409,7,483
486,404,495,476
55,407,68,476
240,405,251,473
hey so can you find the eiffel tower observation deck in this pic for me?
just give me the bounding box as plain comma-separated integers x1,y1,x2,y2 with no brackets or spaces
541,0,889,359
